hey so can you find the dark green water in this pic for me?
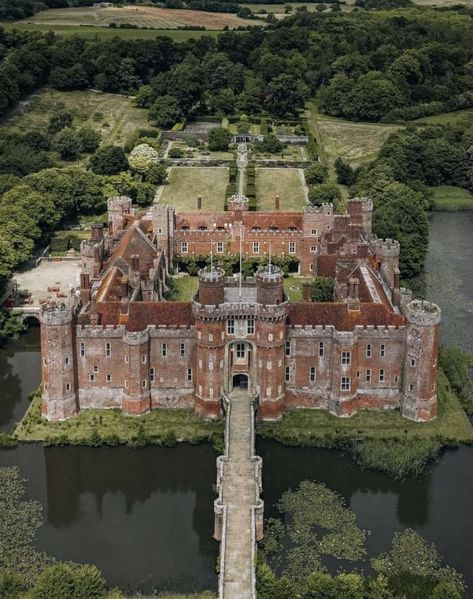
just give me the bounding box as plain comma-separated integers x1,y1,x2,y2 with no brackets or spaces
1,212,473,592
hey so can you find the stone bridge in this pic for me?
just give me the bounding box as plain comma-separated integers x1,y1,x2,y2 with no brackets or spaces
213,390,264,599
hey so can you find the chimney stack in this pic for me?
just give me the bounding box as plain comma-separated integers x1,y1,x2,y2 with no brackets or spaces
197,196,202,210
80,272,90,305
275,194,280,210
91,224,103,242
347,277,360,311
130,254,140,273
302,281,312,302
393,267,400,307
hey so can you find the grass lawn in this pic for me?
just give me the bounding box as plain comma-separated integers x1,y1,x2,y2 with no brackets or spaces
283,276,312,302
160,166,229,212
255,168,307,211
307,103,399,179
169,140,234,161
1,88,156,150
431,185,473,211
173,275,199,301
0,21,220,40
258,370,473,445
252,145,308,162
413,108,473,126
15,392,223,446
14,5,263,30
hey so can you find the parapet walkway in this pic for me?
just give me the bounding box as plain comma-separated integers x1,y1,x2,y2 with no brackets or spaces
214,390,263,599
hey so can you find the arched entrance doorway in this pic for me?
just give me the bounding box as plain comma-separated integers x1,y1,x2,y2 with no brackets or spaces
226,340,254,393
232,373,248,390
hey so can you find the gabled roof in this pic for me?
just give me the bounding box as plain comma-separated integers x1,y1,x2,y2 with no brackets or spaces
95,266,126,303
107,221,158,276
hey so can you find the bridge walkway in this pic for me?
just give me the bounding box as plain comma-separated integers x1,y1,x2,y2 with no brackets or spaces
215,389,263,599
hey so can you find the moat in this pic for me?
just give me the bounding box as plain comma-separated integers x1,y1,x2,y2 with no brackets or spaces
1,212,473,594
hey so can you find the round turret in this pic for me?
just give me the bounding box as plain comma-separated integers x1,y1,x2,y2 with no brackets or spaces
198,267,225,305
404,299,441,327
255,265,284,305
39,302,73,326
373,238,400,258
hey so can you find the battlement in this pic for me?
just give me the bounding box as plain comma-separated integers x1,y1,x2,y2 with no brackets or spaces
39,302,73,326
107,195,133,212
304,203,333,215
255,264,284,284
123,329,150,345
404,299,441,327
227,194,249,211
199,267,226,284
80,239,99,258
373,238,400,257
349,197,373,212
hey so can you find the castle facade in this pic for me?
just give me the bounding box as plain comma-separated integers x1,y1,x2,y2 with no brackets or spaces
39,197,440,423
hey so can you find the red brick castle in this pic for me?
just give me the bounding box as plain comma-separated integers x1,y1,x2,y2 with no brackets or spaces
39,196,440,423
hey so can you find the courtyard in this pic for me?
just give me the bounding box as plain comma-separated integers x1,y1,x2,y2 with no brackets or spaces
13,259,80,307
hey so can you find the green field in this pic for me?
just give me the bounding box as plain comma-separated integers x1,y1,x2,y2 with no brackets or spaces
307,103,399,178
256,167,307,211
431,185,473,211
9,4,262,30
1,88,156,151
0,21,220,41
160,166,229,212
414,108,473,126
283,276,312,302
173,275,199,301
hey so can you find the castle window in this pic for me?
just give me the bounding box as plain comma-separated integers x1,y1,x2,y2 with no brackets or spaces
227,318,235,335
319,342,324,357
310,367,316,383
311,229,318,236
379,369,385,383
341,377,350,391
288,242,296,254
209,333,213,342
106,342,111,357
236,343,246,358
199,385,202,395
106,374,112,383
125,379,129,389
44,384,48,392
409,383,414,392
247,318,255,335
410,358,416,367
181,241,188,254
285,340,291,356
187,368,193,382
141,355,147,364
267,361,272,370
310,246,317,253
341,351,351,365
150,368,155,382
267,387,272,397
394,375,399,383
180,342,185,357
285,366,290,382
209,388,214,398
209,362,213,371
366,369,371,382
157,228,162,235
43,358,48,366
380,344,385,357
253,241,260,254
310,264,313,271
125,354,129,364
93,365,99,373
89,374,95,382
357,371,360,379
216,241,224,254
66,383,71,392
366,344,372,358
80,343,85,358
142,379,147,389
161,343,167,357
432,383,435,391
433,358,437,367
268,333,273,341
65,357,70,366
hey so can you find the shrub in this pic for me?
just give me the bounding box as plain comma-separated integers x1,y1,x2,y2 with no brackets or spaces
53,128,83,161
0,570,26,599
128,143,160,174
90,146,128,175
169,147,184,159
311,276,334,302
77,127,101,154
335,157,356,185
304,163,328,184
146,163,167,185
208,127,232,151
308,183,343,208
32,564,75,599
72,564,107,599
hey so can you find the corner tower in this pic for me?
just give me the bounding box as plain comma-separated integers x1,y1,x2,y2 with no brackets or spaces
402,299,441,422
39,303,78,421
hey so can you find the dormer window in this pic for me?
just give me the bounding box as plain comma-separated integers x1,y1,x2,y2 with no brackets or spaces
181,226,189,231
269,226,279,232
198,226,207,231
252,226,261,232
288,227,297,232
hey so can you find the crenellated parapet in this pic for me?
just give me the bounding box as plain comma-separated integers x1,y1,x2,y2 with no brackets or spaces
39,302,73,326
403,299,441,327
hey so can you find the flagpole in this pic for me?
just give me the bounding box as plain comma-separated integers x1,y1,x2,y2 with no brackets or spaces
239,223,243,300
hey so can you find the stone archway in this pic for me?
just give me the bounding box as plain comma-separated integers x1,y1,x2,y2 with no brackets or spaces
225,340,256,394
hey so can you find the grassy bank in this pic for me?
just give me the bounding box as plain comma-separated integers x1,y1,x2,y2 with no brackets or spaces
15,391,223,450
257,370,473,478
431,185,473,211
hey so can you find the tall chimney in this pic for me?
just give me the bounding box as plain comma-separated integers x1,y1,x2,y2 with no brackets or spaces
197,196,202,210
275,194,280,210
131,254,140,273
302,281,312,302
393,267,400,307
347,277,360,311
80,272,90,305
91,224,103,242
